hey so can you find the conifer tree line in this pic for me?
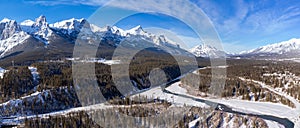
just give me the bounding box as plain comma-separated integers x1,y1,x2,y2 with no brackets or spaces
0,66,34,102
181,59,300,108
0,48,196,117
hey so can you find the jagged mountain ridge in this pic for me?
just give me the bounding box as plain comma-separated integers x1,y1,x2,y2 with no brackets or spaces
0,15,188,60
0,15,203,68
2,15,300,62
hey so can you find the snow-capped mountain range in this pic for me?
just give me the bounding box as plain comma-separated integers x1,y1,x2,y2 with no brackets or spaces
190,38,300,59
3,15,299,60
0,15,186,58
241,38,300,55
239,38,300,58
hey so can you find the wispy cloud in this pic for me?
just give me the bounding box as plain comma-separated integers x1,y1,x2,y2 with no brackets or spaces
24,0,107,6
88,0,224,50
25,0,300,53
195,0,300,52
26,0,300,37
25,0,225,51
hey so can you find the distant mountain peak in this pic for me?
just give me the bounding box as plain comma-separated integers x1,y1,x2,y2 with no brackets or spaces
34,15,48,28
20,20,35,26
65,17,85,22
131,25,142,30
0,18,13,23
241,38,300,55
50,18,87,31
0,18,18,27
127,25,146,35
190,44,226,58
36,15,47,22
18,15,53,44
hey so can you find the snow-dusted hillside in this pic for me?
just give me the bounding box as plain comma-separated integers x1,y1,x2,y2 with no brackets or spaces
0,31,30,56
0,67,7,78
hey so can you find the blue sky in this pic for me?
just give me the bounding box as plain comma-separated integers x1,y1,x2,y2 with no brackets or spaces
1,0,300,53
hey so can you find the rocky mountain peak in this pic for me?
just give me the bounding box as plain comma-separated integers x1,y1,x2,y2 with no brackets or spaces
190,44,226,58
127,25,146,35
35,15,47,27
0,18,21,40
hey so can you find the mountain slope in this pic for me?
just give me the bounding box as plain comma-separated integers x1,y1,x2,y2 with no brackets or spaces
0,31,31,56
239,38,300,59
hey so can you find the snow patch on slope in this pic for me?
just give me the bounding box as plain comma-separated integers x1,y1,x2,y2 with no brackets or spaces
28,66,39,83
0,31,30,56
0,67,7,79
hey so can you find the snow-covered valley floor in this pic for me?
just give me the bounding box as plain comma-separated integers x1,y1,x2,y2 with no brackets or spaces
1,68,299,128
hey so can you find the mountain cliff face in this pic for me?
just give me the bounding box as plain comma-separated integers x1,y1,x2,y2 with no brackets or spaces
0,18,32,56
0,18,21,40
